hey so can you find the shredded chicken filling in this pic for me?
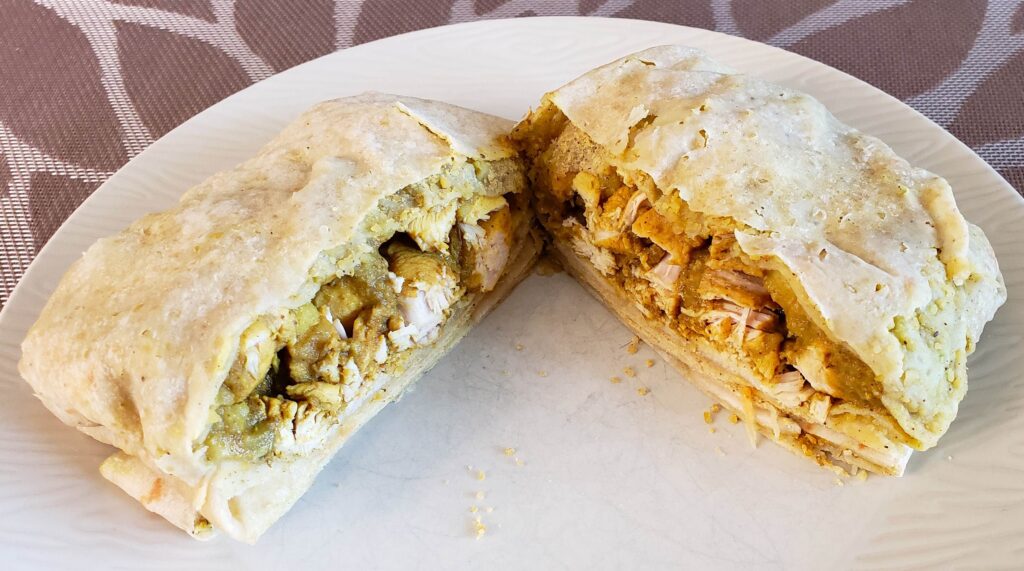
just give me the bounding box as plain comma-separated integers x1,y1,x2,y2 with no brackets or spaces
204,159,525,462
526,120,911,464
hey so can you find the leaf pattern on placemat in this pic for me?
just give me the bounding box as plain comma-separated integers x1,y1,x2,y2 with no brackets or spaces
116,20,252,139
1012,2,1024,33
109,0,216,22
354,0,455,44
949,49,1024,147
235,0,336,72
475,0,510,15
579,0,606,15
0,0,1022,309
789,0,986,99
0,0,127,172
26,172,96,247
731,0,836,41
0,154,9,202
613,0,714,28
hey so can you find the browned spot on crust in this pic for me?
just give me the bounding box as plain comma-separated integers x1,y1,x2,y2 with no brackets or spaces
143,478,164,504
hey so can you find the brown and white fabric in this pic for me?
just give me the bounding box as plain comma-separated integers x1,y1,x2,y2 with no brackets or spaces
1,0,1022,308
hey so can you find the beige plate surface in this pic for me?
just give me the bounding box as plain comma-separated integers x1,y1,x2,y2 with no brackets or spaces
0,17,1021,569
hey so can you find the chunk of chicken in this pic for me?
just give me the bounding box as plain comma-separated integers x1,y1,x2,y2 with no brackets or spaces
767,370,815,408
566,173,645,254
645,255,682,291
385,241,461,348
631,207,690,261
460,205,512,292
222,319,276,402
564,218,617,275
400,202,458,253
592,187,649,254
699,269,773,309
315,274,383,332
701,299,780,333
458,195,507,226
621,191,649,227
310,263,396,376
807,393,832,424
288,306,345,385
791,343,845,397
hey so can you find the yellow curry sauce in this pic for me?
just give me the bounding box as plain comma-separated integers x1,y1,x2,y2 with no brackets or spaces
523,119,908,446
204,159,526,462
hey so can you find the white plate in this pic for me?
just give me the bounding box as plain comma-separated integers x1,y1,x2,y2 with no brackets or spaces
1,16,1021,570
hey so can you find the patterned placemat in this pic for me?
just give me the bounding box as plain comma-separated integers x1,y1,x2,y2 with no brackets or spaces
2,0,1022,308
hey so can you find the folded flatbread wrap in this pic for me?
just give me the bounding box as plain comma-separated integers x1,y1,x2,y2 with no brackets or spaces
513,46,1006,476
19,94,541,542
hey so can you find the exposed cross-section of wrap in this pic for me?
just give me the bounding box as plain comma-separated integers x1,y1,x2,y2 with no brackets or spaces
513,47,1006,476
19,94,542,542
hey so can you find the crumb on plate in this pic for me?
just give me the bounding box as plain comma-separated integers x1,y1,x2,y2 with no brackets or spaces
626,336,640,354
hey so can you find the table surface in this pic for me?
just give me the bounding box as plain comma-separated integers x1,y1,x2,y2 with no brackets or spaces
1,0,1022,308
